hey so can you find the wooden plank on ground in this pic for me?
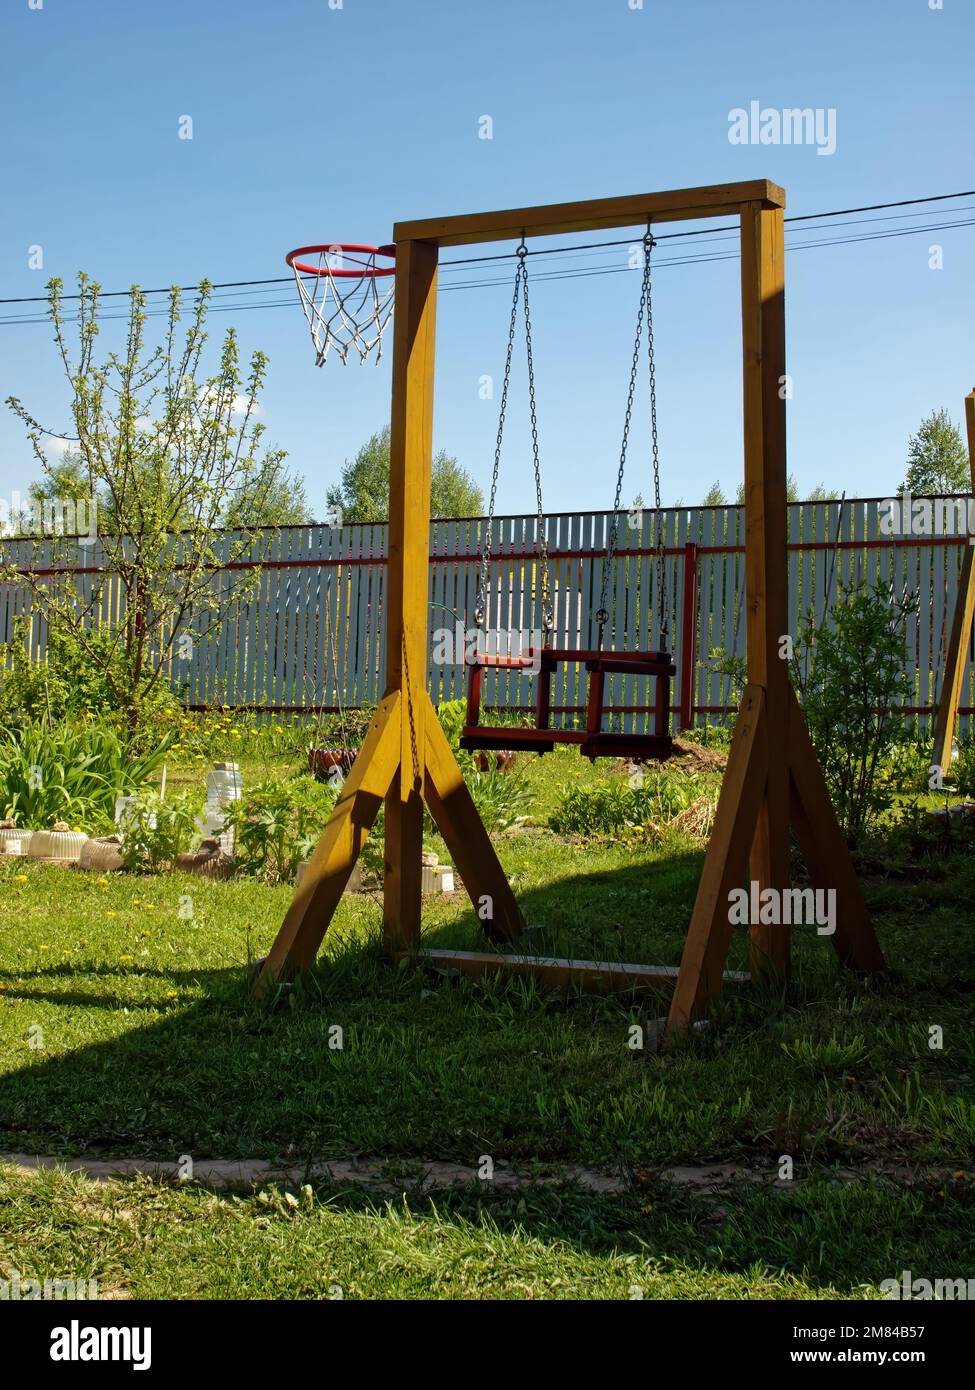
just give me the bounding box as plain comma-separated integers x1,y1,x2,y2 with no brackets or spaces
399,949,750,996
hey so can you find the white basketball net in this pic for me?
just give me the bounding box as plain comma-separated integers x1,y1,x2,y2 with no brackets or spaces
290,247,395,367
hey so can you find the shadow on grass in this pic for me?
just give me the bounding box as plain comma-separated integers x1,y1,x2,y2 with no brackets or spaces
0,852,973,1292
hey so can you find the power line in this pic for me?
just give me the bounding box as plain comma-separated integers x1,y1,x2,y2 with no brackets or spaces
0,206,972,327
0,189,973,309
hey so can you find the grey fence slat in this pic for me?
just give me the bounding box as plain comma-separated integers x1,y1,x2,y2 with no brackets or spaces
918,534,932,733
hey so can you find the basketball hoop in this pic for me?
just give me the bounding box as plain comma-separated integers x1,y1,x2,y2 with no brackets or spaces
286,243,396,366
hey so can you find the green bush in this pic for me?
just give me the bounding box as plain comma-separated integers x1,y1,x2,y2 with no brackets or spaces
223,774,341,883
881,738,934,798
793,580,918,845
0,719,173,831
119,791,204,872
952,740,975,797
435,699,533,832
551,765,705,836
0,620,182,737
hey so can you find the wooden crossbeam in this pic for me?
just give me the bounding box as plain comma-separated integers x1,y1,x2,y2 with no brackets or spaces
394,180,785,247
397,949,749,996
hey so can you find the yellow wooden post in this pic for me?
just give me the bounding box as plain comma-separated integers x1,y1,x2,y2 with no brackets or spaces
382,239,439,953
931,390,975,775
741,201,791,987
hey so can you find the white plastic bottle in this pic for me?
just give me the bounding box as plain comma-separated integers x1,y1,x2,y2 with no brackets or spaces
205,763,242,851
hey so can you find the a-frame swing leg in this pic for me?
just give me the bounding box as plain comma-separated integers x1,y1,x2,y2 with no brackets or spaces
787,688,884,973
667,686,769,1031
666,684,886,1031
422,692,525,943
255,693,402,993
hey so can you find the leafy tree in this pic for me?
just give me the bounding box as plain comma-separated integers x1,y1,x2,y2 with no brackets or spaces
901,409,969,494
702,481,728,506
4,274,284,735
325,425,483,523
224,460,313,529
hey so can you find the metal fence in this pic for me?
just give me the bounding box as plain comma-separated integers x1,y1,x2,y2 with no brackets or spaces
2,497,973,734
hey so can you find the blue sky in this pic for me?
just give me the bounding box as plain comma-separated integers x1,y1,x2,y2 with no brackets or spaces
1,0,972,516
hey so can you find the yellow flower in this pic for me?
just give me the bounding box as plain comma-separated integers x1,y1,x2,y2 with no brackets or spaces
39,944,49,951
164,990,178,1001
15,875,28,883
105,911,118,918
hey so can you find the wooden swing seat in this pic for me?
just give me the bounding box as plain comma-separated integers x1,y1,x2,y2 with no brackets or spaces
459,646,676,761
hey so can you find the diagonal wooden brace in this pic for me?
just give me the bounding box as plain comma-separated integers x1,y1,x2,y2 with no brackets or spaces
255,692,402,994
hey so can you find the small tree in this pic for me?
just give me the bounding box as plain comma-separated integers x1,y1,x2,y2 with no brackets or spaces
902,409,969,494
792,579,918,845
4,275,285,735
702,481,728,506
325,425,483,522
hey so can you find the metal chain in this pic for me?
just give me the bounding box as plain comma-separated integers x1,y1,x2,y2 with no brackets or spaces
521,250,554,634
474,244,553,634
646,235,668,649
595,229,654,647
401,634,421,792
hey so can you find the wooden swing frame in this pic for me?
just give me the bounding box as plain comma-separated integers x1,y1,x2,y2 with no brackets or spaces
257,180,885,1031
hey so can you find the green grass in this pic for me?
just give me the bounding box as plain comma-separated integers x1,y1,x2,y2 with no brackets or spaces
1,745,973,1297
2,1164,972,1300
1,826,973,1169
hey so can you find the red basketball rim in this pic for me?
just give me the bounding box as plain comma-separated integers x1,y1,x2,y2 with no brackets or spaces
286,243,396,278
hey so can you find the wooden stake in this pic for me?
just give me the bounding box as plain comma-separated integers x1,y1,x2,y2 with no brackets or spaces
931,390,975,775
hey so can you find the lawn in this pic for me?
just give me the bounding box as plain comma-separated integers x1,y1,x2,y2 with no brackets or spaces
1,744,973,1298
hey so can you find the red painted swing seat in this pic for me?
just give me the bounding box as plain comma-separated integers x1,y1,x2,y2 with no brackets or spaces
459,646,675,761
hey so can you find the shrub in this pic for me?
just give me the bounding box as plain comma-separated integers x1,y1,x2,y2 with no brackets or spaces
952,740,975,797
551,765,707,837
0,619,182,739
881,738,933,798
434,699,533,832
0,719,173,831
793,579,918,845
223,775,341,883
119,792,204,872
